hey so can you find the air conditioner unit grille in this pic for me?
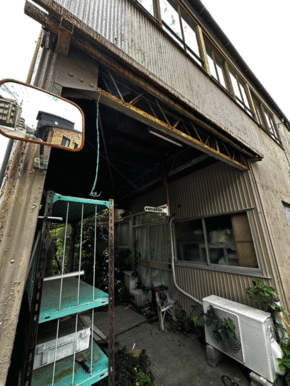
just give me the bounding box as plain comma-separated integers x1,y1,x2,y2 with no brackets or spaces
208,308,244,363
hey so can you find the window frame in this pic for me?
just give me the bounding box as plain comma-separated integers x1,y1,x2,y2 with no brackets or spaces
228,67,254,118
134,0,283,146
251,92,281,145
136,0,203,66
205,40,228,89
61,136,71,147
174,210,263,276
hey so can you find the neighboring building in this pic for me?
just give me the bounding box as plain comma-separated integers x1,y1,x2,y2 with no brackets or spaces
1,0,290,384
16,116,25,130
35,111,81,148
0,96,20,128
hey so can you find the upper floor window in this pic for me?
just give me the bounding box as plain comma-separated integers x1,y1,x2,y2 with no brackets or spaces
136,0,203,65
180,10,200,62
205,42,227,89
136,0,154,16
228,67,254,118
252,94,281,144
264,108,280,142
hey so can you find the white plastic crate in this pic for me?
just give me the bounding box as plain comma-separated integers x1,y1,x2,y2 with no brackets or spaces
124,271,138,291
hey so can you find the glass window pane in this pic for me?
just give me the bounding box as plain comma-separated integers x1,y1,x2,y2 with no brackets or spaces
136,0,154,15
264,110,277,138
175,219,207,263
160,0,182,39
215,56,226,88
254,98,264,126
229,69,241,99
205,215,237,265
181,12,199,57
239,80,250,108
206,46,218,81
205,213,258,268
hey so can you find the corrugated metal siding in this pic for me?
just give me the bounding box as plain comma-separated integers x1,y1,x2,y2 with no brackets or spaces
169,162,255,219
130,161,288,310
54,0,261,150
55,0,128,51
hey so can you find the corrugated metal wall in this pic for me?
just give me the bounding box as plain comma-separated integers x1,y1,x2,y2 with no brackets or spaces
56,0,128,51
130,161,287,312
53,0,289,310
54,0,261,151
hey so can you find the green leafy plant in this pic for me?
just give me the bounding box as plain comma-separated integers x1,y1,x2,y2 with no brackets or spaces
204,306,236,343
174,300,195,333
98,347,157,386
246,278,290,385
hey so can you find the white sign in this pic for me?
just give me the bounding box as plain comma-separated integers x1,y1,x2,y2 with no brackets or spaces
144,205,169,215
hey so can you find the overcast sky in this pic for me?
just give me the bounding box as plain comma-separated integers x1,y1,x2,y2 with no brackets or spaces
0,0,289,168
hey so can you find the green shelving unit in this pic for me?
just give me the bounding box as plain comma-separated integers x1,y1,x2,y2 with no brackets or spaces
39,278,108,323
32,341,108,386
29,194,112,385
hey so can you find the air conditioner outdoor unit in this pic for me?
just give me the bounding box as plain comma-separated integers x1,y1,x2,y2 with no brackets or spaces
203,295,284,384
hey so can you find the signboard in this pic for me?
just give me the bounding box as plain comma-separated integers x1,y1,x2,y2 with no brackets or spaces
144,205,168,215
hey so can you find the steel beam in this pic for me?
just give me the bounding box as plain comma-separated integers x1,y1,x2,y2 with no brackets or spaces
95,87,248,171
25,0,263,162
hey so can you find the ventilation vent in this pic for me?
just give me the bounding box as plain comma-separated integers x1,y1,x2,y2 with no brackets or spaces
209,307,243,362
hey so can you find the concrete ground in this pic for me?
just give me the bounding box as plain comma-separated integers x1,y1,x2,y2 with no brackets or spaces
94,306,251,386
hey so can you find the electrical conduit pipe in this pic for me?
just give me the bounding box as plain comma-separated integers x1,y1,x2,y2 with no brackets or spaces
170,217,203,306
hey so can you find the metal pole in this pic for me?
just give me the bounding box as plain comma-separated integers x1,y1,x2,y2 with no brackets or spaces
26,28,43,84
21,191,55,386
108,199,115,386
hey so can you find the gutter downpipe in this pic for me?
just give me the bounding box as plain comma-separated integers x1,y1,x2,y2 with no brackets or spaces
170,216,203,306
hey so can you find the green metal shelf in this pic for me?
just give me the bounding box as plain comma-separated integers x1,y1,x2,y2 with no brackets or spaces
39,277,108,323
32,341,108,385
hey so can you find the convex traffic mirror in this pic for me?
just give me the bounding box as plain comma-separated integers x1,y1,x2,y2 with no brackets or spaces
0,79,84,151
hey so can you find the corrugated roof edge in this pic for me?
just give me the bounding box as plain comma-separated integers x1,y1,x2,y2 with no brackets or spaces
189,0,290,129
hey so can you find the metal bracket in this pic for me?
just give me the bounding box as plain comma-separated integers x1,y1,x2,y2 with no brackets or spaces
34,156,48,170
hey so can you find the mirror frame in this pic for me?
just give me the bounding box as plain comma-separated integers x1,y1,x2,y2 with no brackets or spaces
0,79,85,152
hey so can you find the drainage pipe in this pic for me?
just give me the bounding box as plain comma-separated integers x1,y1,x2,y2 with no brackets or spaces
170,216,203,306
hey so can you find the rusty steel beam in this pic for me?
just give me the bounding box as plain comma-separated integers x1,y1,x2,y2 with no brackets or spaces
25,0,263,162
95,87,248,171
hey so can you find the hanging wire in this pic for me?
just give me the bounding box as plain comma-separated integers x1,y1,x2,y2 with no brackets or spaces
90,97,102,198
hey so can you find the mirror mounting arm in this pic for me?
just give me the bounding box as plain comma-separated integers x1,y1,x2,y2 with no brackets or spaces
33,145,48,171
